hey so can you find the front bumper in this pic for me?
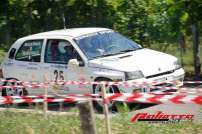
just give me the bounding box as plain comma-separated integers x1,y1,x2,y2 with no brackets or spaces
118,68,185,93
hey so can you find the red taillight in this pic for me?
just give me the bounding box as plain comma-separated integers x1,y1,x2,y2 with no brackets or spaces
0,69,3,78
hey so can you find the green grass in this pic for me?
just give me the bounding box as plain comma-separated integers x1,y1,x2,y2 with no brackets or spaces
0,49,5,63
0,110,201,134
0,110,81,134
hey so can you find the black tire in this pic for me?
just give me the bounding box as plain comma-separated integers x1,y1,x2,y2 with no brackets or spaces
1,88,7,96
1,78,28,96
92,78,120,113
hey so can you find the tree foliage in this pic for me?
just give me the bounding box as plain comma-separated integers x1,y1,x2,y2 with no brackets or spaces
0,0,202,46
0,0,202,77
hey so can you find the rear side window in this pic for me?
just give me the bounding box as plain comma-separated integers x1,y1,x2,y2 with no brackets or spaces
15,40,43,62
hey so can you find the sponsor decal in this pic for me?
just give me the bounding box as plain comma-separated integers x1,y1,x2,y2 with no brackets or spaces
75,30,112,40
4,59,14,66
52,84,70,92
4,62,14,66
27,66,38,70
75,32,99,40
50,64,67,69
131,111,194,124
17,64,27,67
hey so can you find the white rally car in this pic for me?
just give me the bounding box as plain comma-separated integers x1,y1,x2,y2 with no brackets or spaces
0,28,185,97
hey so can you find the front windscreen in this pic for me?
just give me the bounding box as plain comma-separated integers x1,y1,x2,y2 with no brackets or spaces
74,31,142,60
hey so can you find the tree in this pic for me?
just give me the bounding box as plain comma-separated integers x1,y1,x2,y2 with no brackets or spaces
166,0,202,79
185,0,202,79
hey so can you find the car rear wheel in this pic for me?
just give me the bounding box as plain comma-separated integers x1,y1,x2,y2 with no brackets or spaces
1,78,28,96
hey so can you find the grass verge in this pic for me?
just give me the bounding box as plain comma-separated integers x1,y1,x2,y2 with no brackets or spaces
0,110,201,134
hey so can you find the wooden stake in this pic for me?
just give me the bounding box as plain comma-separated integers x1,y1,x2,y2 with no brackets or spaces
35,102,39,111
43,74,48,118
101,83,111,134
30,74,36,109
59,102,63,112
78,100,97,134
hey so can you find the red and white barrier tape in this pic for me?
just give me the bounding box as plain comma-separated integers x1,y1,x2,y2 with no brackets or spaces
0,94,100,100
0,78,202,86
0,79,201,95
105,93,202,105
0,83,48,89
0,90,199,102
1,84,201,94
0,97,81,105
151,86,202,93
0,92,174,101
0,93,202,105
0,93,103,105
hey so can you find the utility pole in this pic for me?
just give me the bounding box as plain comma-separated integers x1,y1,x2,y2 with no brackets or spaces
62,13,66,29
191,23,201,79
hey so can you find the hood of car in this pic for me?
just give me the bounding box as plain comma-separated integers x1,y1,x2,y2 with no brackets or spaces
88,48,177,77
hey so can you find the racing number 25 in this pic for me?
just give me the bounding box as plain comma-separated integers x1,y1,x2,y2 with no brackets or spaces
54,70,64,81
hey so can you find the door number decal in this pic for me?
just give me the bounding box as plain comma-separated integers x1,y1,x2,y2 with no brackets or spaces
54,70,64,81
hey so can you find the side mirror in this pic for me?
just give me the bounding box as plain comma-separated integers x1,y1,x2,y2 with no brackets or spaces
68,59,84,67
138,45,142,48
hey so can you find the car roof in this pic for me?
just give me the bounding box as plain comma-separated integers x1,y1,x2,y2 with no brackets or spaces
22,27,111,39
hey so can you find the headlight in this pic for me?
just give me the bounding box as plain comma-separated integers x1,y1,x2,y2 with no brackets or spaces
174,60,181,70
125,71,144,80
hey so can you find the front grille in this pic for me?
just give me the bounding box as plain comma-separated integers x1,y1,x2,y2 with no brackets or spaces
146,70,174,79
150,83,175,92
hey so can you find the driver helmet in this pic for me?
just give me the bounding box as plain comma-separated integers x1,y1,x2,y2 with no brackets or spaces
58,41,71,54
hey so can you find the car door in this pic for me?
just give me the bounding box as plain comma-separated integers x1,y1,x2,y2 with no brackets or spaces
8,40,44,82
41,39,88,95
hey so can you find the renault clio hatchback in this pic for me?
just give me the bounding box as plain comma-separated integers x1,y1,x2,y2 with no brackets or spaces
0,28,185,97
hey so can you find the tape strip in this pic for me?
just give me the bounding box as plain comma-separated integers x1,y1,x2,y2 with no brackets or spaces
0,93,201,105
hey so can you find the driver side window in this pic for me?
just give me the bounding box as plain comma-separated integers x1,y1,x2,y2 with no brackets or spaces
44,39,81,64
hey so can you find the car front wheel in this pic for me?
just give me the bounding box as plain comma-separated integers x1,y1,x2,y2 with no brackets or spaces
93,78,120,113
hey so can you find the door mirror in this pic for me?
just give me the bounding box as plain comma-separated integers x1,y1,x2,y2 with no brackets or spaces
138,44,142,48
68,59,84,67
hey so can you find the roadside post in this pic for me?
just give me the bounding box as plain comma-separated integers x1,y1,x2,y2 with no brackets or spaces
77,100,97,134
43,74,48,118
31,74,40,111
101,82,112,134
59,102,63,112
30,74,36,109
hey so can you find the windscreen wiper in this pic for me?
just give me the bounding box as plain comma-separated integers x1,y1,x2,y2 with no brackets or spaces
119,49,135,53
120,48,142,53
95,53,119,58
94,48,142,59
